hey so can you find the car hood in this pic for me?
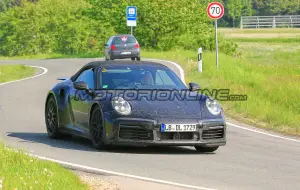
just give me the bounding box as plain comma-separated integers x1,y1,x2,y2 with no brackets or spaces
99,90,223,121
126,92,206,120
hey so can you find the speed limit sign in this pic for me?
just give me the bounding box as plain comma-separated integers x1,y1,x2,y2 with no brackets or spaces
207,2,224,19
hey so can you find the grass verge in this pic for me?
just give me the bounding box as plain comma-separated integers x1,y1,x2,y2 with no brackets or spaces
0,65,36,83
141,49,300,136
227,37,300,43
220,28,300,34
0,143,88,190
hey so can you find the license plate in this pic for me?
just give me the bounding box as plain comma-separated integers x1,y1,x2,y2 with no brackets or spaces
121,51,131,55
161,124,197,132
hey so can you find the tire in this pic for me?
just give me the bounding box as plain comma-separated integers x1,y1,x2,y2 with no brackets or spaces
136,57,141,61
45,95,62,139
194,146,219,153
131,57,135,61
109,53,114,60
89,106,107,150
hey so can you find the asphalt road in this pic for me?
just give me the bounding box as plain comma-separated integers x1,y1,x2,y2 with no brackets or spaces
0,58,300,190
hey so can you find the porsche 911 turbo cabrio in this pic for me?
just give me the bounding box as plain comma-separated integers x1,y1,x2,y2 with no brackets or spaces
44,60,226,152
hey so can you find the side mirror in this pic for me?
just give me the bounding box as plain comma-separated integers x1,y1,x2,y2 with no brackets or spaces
189,82,200,91
73,81,89,91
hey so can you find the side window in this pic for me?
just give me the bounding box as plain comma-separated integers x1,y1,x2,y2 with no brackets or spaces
155,70,176,86
75,69,95,89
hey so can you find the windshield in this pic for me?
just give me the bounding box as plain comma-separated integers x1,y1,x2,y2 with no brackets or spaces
100,66,187,90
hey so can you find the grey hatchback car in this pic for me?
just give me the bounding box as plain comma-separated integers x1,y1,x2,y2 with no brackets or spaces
104,35,141,61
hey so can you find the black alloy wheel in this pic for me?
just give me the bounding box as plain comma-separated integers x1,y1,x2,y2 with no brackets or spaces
45,96,62,139
90,106,107,150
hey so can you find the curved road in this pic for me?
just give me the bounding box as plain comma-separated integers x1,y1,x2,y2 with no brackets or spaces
0,58,300,190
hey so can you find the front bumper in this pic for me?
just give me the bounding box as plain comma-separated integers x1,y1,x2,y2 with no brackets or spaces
104,117,226,147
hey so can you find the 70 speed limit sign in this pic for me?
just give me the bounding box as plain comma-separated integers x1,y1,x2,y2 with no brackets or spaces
207,2,224,19
206,2,225,70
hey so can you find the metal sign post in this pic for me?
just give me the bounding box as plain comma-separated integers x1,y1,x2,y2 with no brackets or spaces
126,6,137,35
215,19,218,68
207,2,224,69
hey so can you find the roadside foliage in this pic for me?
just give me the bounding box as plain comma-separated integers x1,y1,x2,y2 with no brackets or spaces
0,0,238,56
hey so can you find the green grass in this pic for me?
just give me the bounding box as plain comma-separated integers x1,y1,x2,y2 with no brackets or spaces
0,143,88,190
228,37,300,43
141,48,300,136
220,28,300,34
220,28,300,43
0,65,36,83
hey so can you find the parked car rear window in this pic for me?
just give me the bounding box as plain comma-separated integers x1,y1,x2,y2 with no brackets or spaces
113,36,136,45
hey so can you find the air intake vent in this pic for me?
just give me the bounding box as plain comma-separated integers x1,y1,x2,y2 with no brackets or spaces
119,125,154,140
202,127,224,140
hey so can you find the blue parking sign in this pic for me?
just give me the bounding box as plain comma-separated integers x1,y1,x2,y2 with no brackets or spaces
127,6,137,26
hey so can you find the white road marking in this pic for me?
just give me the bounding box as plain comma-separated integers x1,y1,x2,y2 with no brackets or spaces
27,153,217,190
227,122,300,143
0,65,48,86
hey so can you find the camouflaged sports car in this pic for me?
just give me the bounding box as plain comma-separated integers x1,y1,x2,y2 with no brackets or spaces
45,60,226,152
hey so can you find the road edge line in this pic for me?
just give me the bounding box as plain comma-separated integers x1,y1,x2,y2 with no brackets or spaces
226,122,300,143
27,153,217,190
0,65,48,86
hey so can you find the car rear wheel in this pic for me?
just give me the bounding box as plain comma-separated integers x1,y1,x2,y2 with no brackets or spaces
194,146,219,153
89,106,107,150
109,53,114,60
45,96,62,139
131,57,135,61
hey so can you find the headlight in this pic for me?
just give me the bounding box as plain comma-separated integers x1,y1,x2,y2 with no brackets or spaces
206,98,221,115
111,97,131,115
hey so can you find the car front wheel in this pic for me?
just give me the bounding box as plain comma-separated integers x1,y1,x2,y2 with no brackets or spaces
89,106,107,150
45,96,62,139
194,146,219,153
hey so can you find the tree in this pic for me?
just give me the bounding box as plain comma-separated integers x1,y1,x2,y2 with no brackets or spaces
0,0,114,55
226,0,243,27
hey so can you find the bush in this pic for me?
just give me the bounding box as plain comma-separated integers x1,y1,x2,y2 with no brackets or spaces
0,0,238,56
0,0,115,56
